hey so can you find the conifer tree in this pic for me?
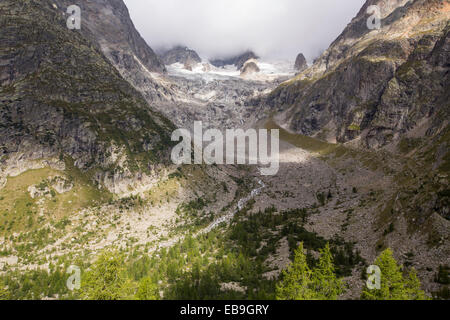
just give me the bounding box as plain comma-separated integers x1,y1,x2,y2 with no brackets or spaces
276,243,344,300
276,243,315,300
405,268,427,300
362,248,427,300
312,243,344,299
79,250,136,300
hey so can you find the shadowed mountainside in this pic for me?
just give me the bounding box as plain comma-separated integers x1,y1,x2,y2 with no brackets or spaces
0,0,175,194
264,0,449,149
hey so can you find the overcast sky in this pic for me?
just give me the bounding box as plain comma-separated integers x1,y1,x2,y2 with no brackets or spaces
124,0,365,61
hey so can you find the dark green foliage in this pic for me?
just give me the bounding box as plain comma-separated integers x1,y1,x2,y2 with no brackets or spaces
0,268,70,300
435,265,450,285
433,286,450,300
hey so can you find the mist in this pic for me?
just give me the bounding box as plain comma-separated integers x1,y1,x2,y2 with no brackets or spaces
123,0,366,61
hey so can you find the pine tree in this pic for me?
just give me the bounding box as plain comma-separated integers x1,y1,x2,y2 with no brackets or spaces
311,243,344,300
79,250,136,300
362,248,427,300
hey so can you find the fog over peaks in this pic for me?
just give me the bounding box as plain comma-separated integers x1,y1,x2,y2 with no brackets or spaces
124,0,365,61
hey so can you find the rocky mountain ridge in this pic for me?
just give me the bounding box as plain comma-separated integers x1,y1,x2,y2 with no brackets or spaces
210,51,260,70
252,0,450,296
50,0,178,105
158,46,202,67
0,0,175,195
264,0,449,149
54,0,165,73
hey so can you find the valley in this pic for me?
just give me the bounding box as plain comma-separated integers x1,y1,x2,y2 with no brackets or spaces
0,0,448,301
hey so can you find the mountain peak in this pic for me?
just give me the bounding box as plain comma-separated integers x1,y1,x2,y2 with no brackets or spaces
53,0,166,74
158,46,202,66
294,53,307,72
210,51,259,70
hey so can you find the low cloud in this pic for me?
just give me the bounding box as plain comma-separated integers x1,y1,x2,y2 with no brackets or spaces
124,0,365,61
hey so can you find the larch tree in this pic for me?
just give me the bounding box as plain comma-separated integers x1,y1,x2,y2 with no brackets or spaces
79,250,136,300
276,243,314,300
311,243,344,300
277,242,344,300
361,248,428,300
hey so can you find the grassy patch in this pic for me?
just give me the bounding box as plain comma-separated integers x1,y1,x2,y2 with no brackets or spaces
0,162,110,236
265,119,338,155
347,124,361,131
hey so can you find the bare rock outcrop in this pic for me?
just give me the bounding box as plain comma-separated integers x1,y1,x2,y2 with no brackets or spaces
0,0,175,195
159,46,202,66
294,53,307,72
264,0,450,149
240,60,261,77
210,51,259,70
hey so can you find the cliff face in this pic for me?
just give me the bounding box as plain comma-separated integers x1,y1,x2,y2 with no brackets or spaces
53,0,165,74
307,0,413,77
265,0,449,149
50,0,176,104
0,0,175,194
